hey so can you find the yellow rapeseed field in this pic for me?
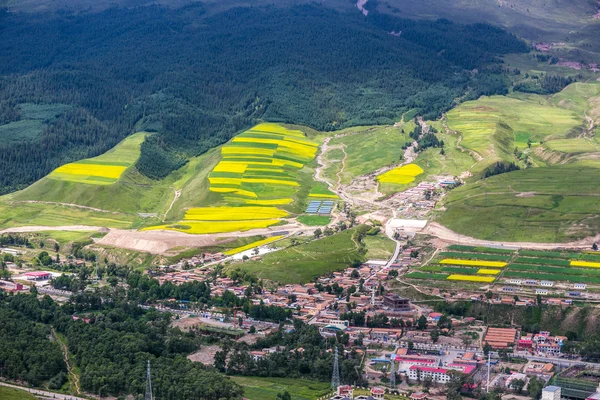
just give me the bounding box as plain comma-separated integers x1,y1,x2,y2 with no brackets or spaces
377,163,424,185
222,147,275,156
223,235,284,255
252,123,306,137
184,206,288,221
213,162,247,173
477,269,501,275
239,198,293,205
53,163,127,179
142,220,281,234
440,259,507,268
570,260,600,268
308,193,339,199
447,274,496,283
49,132,146,185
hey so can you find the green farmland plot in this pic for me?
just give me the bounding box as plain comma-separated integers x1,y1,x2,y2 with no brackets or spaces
508,263,600,277
447,245,515,254
514,257,571,267
405,272,450,280
438,251,512,262
518,250,572,258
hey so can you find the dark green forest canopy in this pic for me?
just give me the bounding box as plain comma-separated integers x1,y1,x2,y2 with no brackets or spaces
0,4,527,188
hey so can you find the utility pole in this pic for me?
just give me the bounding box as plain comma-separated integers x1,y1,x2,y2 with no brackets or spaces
331,347,340,390
389,358,396,389
486,352,491,393
145,360,153,400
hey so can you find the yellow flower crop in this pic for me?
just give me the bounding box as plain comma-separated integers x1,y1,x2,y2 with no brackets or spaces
477,269,501,275
242,178,299,186
377,163,424,185
440,259,507,268
223,235,284,255
184,206,288,221
142,220,281,234
239,198,293,205
222,147,275,156
447,274,496,283
49,132,146,185
308,193,339,199
53,164,127,179
570,260,600,268
213,162,248,173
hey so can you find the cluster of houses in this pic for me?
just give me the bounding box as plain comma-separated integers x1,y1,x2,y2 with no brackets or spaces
387,182,439,219
153,245,425,326
517,331,567,356
503,278,587,296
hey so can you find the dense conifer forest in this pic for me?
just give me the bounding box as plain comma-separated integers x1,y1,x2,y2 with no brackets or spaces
0,4,527,191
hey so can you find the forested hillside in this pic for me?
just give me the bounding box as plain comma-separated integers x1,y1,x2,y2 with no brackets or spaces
0,4,527,192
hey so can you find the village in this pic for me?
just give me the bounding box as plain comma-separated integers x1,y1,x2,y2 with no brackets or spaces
4,236,600,400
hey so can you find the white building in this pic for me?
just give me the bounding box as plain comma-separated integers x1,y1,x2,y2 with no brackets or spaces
407,365,475,384
573,283,587,290
535,289,549,295
540,281,554,287
508,279,522,285
541,385,561,400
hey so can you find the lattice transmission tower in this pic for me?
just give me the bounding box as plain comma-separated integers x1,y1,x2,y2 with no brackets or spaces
331,347,341,389
144,360,153,400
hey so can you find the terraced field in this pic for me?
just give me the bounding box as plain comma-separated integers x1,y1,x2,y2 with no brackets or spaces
406,246,600,289
49,132,147,185
446,93,581,170
145,123,320,234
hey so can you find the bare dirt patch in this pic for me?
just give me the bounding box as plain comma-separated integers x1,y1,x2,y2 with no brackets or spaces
516,192,535,198
187,345,221,366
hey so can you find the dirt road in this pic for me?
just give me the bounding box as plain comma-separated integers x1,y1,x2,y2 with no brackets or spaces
0,381,88,400
0,225,103,233
423,222,600,249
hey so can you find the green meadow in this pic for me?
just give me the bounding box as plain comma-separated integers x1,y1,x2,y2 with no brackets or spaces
228,227,367,283
438,165,600,242
231,376,330,400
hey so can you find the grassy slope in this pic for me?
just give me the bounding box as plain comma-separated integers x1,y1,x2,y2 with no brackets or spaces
231,376,330,400
228,227,366,283
0,135,222,230
363,233,396,260
446,94,582,171
0,387,36,400
326,123,414,184
438,82,600,242
438,165,600,242
379,122,476,194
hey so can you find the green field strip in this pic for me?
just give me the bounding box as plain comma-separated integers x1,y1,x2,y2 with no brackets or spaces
508,263,600,276
85,176,117,183
438,251,512,261
227,142,279,150
405,272,450,280
514,257,571,266
209,171,245,178
447,245,515,254
503,270,600,284
420,265,444,272
518,250,572,259
75,160,132,166
578,254,600,263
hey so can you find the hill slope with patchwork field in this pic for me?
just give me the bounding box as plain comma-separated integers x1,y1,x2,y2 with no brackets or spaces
437,82,600,242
